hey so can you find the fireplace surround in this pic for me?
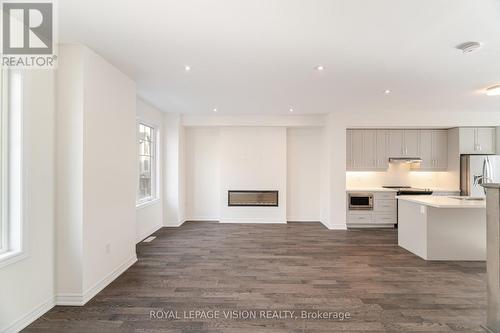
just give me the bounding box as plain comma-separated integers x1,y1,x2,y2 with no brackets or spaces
228,190,279,207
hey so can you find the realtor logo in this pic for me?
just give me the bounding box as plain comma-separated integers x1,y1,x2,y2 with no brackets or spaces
2,1,57,68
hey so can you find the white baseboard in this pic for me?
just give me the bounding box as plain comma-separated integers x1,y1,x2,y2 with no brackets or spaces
164,220,185,227
286,218,321,223
136,224,163,244
2,296,55,333
185,216,219,221
56,255,137,306
323,223,348,230
219,218,286,224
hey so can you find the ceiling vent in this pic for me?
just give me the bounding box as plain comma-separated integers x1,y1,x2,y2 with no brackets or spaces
456,41,482,54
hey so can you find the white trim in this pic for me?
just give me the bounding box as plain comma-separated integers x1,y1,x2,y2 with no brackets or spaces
324,223,348,230
164,220,186,227
136,223,162,244
1,296,55,333
219,218,286,224
0,68,8,255
136,197,160,209
286,218,321,222
0,250,28,269
185,216,219,221
136,121,160,206
0,69,28,268
56,255,137,306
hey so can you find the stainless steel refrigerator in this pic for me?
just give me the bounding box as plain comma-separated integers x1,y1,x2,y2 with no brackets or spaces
461,155,500,197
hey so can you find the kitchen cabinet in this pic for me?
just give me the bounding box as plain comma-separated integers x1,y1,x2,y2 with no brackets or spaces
418,129,448,170
388,130,404,157
346,129,388,171
433,130,448,169
389,130,420,158
459,127,496,154
348,130,364,170
363,130,377,169
346,130,352,170
375,130,389,169
347,191,397,228
347,128,448,171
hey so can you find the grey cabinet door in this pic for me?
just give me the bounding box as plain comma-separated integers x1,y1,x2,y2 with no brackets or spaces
419,130,433,169
363,130,377,169
375,130,389,170
459,128,476,154
433,130,448,170
388,130,404,158
404,130,420,157
350,130,364,170
346,130,352,170
476,127,496,154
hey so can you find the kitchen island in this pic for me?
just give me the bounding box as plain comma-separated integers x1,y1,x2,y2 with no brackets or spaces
397,195,486,260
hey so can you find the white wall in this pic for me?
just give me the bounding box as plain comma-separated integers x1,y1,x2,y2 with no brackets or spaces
82,47,137,294
55,44,84,296
0,71,56,332
164,113,186,226
185,128,220,220
286,128,321,221
136,99,164,242
56,44,137,305
219,127,287,223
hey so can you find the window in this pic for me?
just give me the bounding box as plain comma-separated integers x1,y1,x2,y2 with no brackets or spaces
137,123,158,205
0,68,7,255
0,68,24,266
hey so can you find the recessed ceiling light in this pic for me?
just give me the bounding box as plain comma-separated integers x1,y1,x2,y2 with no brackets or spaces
289,108,294,112
456,41,482,54
315,65,325,71
486,85,500,96
384,89,391,95
184,65,191,71
213,108,218,112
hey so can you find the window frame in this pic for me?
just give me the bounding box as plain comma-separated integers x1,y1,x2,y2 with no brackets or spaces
0,68,8,255
136,122,160,207
0,68,27,268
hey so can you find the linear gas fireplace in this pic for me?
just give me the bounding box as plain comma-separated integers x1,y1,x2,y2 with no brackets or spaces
228,190,279,207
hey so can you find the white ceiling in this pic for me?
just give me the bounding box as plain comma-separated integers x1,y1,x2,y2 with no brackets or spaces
59,0,500,114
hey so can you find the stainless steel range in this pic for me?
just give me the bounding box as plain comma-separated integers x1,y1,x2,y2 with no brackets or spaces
382,186,433,196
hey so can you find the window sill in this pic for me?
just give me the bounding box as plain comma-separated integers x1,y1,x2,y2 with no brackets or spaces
0,250,28,269
136,198,160,209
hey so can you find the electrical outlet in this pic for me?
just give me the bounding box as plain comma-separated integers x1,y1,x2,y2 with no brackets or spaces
420,205,426,214
105,243,111,254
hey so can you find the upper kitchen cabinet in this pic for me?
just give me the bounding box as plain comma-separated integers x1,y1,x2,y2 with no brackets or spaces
388,130,420,158
418,130,448,170
375,130,389,169
459,127,496,154
346,129,364,170
346,129,388,171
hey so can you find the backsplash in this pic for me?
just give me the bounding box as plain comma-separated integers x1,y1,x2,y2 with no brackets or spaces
346,163,458,189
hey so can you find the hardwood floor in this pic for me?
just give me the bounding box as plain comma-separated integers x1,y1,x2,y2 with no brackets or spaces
24,222,487,332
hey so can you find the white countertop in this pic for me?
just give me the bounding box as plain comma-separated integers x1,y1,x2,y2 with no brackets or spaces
397,195,485,209
346,187,397,192
346,187,460,193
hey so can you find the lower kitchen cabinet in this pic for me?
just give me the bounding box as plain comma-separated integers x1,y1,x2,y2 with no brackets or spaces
346,191,397,228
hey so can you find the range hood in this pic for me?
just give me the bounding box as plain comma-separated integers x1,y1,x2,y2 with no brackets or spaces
389,157,423,164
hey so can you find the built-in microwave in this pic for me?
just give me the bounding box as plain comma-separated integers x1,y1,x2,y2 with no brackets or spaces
348,193,374,211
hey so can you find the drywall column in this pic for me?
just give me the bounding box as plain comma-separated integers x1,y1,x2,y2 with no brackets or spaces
164,113,186,226
483,184,500,333
321,114,348,230
56,44,137,305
